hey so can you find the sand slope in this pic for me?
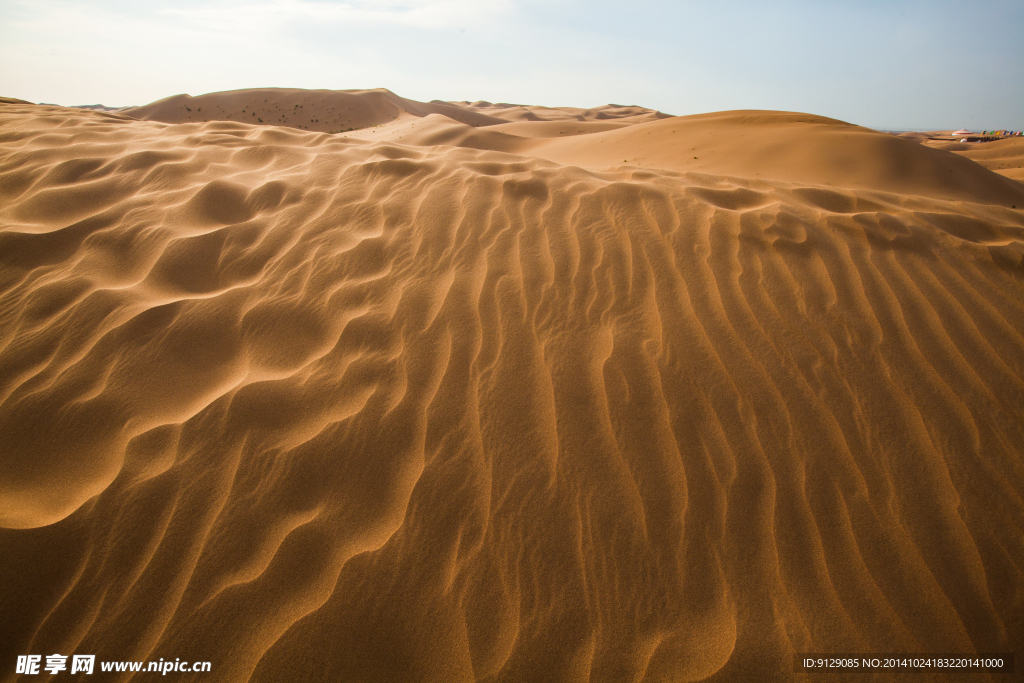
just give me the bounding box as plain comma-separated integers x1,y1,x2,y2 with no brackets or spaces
328,107,1024,206
899,133,1024,183
532,112,1024,203
125,88,1023,202
946,138,1024,182
125,87,510,133
356,110,1024,206
450,101,671,124
124,89,670,137
2,96,1024,682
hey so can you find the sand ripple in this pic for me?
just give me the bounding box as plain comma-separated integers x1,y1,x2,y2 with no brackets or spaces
1,101,1023,681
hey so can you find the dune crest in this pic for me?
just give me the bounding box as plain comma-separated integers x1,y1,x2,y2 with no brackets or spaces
1,97,1023,681
122,88,1024,205
123,88,670,136
944,137,1024,182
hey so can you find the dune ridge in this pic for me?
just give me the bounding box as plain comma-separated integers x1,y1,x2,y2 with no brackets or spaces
1,96,1023,682
123,88,670,135
936,138,1024,182
894,132,1024,183
342,109,1024,206
120,89,1024,207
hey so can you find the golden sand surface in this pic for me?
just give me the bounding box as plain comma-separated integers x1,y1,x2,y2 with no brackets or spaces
934,138,1024,183
1,90,1023,682
898,131,1024,183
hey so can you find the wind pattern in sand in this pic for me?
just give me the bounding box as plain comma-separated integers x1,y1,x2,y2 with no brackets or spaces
1,99,1023,682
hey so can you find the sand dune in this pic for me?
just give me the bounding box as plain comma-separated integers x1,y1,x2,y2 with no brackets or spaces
899,132,1024,183
121,89,1024,193
124,89,671,137
531,112,1024,203
326,107,1024,207
485,120,635,138
450,101,671,124
946,138,1024,182
368,110,1024,206
125,87,509,133
2,92,1023,682
125,88,671,139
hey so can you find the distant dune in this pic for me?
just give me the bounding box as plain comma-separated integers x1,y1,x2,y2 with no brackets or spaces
892,131,1024,183
1,90,1023,682
928,137,1024,182
361,109,1022,204
125,87,519,132
77,104,133,112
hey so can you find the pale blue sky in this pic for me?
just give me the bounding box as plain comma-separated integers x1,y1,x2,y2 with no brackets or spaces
1,0,1021,130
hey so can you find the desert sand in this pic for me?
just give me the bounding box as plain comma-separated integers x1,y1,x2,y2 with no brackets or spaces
894,130,1024,183
1,88,1023,682
931,138,1024,183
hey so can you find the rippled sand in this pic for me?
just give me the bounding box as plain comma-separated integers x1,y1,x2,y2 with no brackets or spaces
2,91,1023,682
